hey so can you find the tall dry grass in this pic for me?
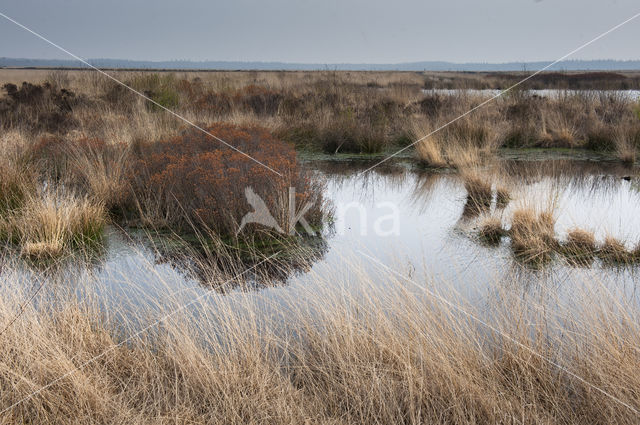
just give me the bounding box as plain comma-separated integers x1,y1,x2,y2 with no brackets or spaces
0,259,639,424
1,189,106,260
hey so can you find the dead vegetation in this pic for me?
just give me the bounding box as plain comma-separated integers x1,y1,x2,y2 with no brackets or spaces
0,263,639,424
477,215,505,244
508,207,556,264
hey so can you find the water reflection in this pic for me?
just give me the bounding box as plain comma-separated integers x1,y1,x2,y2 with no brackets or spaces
1,157,639,316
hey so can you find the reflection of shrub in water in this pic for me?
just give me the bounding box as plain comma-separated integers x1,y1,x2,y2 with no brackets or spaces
148,229,329,291
131,123,327,240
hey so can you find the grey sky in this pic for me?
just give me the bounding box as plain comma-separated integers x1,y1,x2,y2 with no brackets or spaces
1,0,639,63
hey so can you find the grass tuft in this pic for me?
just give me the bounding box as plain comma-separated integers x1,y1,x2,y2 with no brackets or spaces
509,207,556,264
477,216,505,244
599,236,631,264
560,228,597,265
2,189,107,260
462,171,493,206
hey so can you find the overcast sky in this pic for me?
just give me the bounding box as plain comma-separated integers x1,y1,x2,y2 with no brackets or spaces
1,0,639,63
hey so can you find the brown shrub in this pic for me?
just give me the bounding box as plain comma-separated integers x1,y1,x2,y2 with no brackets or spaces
1,82,78,134
195,91,232,115
131,123,326,238
234,85,283,115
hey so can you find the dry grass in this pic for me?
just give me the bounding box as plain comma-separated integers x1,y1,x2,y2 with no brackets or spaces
495,184,511,206
477,215,505,244
0,131,35,214
599,235,631,264
560,228,597,265
462,171,493,206
68,138,132,211
2,189,106,260
509,207,556,264
3,69,639,164
613,119,638,164
0,263,639,424
415,137,448,168
411,119,488,169
566,228,596,251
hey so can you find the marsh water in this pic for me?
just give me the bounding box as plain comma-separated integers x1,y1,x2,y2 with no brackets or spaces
3,156,640,322
424,88,640,100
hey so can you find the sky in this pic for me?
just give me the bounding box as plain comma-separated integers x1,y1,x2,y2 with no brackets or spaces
1,0,639,64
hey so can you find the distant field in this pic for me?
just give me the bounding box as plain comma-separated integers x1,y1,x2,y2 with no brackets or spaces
3,68,640,89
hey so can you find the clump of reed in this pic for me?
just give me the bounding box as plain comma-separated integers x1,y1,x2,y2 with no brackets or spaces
509,207,556,264
559,228,597,265
462,171,493,207
612,119,638,164
476,215,505,245
495,184,511,207
0,131,35,214
411,118,493,170
415,136,448,168
2,189,106,260
67,137,133,212
599,235,632,264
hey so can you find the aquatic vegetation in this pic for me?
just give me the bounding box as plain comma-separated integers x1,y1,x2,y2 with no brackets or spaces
509,207,556,264
599,235,631,264
411,121,448,167
559,228,597,265
565,228,597,253
612,118,638,164
1,266,640,423
476,215,505,244
495,184,511,207
462,171,493,206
